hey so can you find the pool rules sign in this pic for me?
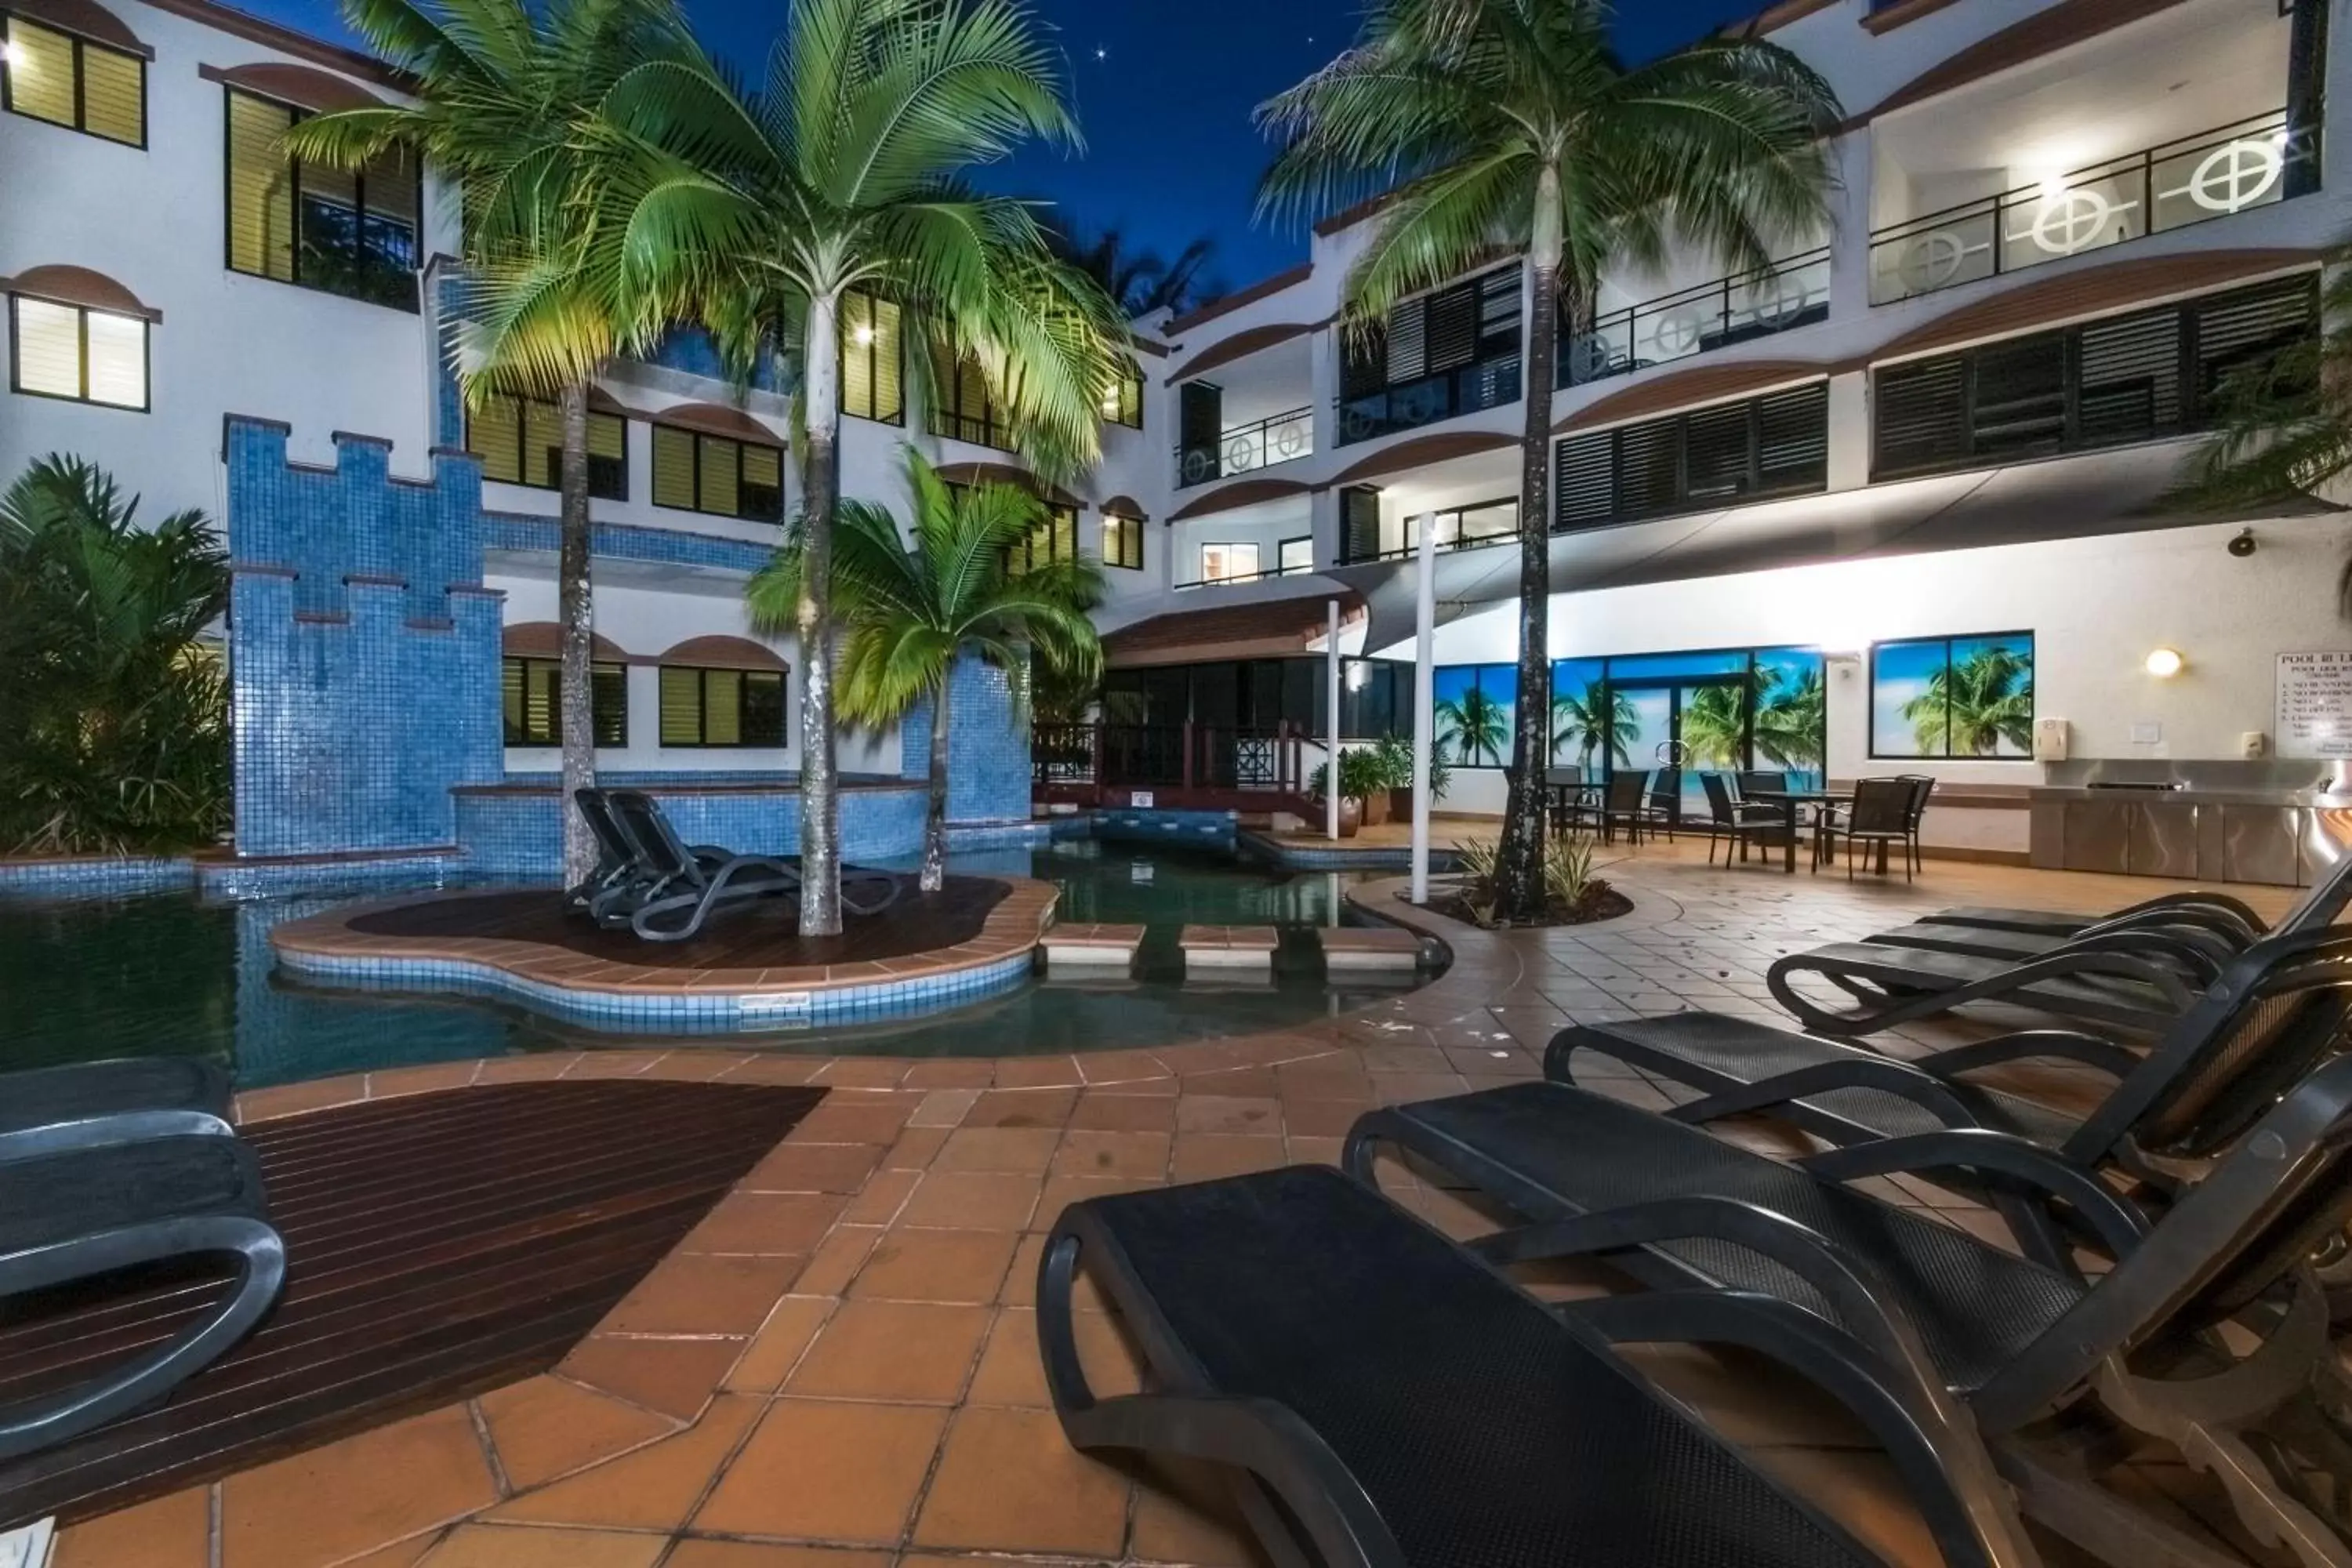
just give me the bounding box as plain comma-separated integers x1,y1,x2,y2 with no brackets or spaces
2277,652,2352,758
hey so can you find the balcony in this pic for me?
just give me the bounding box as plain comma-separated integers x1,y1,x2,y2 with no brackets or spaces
1175,406,1314,488
926,408,1017,452
1869,111,2321,305
1336,352,1521,447
1559,250,1831,387
1338,497,1519,566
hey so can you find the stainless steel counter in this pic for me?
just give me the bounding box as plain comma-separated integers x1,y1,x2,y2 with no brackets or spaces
2027,786,2339,885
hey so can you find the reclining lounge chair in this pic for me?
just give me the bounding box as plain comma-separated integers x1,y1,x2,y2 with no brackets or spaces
604,789,899,942
0,1124,285,1461
1920,850,2352,948
1040,1163,2034,1568
1345,1058,2352,1568
1,1056,233,1160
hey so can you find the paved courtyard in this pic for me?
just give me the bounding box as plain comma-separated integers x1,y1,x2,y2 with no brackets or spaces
56,844,2301,1568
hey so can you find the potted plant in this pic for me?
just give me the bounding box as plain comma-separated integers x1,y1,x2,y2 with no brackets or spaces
1308,749,1388,838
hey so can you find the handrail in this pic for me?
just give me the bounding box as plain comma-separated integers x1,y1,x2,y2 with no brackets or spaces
1173,560,1321,589
1031,721,1311,795
1559,248,1831,387
1175,407,1315,488
1867,109,2318,305
1335,350,1522,448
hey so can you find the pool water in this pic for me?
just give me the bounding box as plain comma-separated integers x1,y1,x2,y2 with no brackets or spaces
0,837,1422,1090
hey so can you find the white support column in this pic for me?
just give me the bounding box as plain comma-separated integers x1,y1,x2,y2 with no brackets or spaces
1410,516,1436,904
1326,599,1341,841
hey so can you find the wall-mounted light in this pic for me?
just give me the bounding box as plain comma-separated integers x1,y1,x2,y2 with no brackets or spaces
2144,647,2185,678
851,324,876,347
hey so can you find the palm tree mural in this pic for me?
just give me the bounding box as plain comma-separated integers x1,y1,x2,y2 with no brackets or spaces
1678,683,1748,771
1752,664,1826,773
1904,644,2034,757
1550,680,1636,770
1436,686,1509,768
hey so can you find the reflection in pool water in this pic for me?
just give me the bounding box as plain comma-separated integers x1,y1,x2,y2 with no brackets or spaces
0,837,1423,1089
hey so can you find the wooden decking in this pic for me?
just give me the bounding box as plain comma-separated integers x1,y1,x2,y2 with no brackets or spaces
0,1078,823,1528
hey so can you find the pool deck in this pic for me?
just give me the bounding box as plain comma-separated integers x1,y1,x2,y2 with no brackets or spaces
53,843,2303,1568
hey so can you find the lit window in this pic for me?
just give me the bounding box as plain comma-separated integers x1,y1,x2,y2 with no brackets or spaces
9,294,147,408
1279,536,1314,575
659,666,786,747
1007,505,1077,576
500,658,627,746
1102,513,1143,570
2,15,143,144
1200,542,1259,583
650,425,784,521
468,393,627,499
840,289,902,424
1869,633,2034,759
225,86,419,310
1100,364,1142,429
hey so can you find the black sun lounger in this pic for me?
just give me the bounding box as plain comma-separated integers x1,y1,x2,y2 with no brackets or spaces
0,1130,285,1461
1765,927,2211,1036
603,789,901,941
1922,849,2352,947
1347,1058,2352,1568
0,1057,233,1161
1040,1163,2034,1568
1554,930,2352,1184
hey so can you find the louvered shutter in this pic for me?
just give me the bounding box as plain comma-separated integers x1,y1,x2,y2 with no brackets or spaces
1969,335,2067,460
1756,383,1829,493
1683,402,1753,502
1614,419,1681,519
2191,274,2318,414
1872,356,1967,477
1425,280,1477,373
2077,305,2181,448
1385,296,1427,383
1554,433,1615,532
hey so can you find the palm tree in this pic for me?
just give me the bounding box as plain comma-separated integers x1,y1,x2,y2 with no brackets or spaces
1751,663,1824,772
2172,252,2352,608
752,451,1102,892
1549,677,1634,769
285,0,689,886
1904,644,2033,757
1051,223,1224,317
1258,0,1839,920
587,0,1126,935
1436,685,1508,768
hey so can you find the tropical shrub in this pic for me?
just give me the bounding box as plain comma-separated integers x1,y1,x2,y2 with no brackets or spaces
0,457,230,855
1450,832,1610,929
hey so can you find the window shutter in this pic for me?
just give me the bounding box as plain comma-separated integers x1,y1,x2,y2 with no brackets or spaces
742,671,786,746
82,310,144,408
1554,433,1614,532
741,443,782,520
1967,335,2067,460
697,436,739,515
1756,383,1829,492
587,411,628,500
871,298,902,422
1477,266,1522,351
79,44,143,144
590,663,629,746
1425,280,1476,373
2077,305,2181,448
703,670,742,746
659,667,701,745
2191,274,2318,411
11,298,82,397
525,661,558,744
469,396,521,482
1682,402,1753,502
1613,419,1681,519
227,92,296,281
1385,296,1427,383
501,659,525,742
6,20,77,125
1339,325,1387,400
1341,485,1381,561
522,398,563,488
651,426,696,508
1871,355,1967,477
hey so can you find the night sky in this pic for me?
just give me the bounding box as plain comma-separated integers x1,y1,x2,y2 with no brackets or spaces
242,0,1748,291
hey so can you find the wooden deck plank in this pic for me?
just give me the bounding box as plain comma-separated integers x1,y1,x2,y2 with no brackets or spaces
0,1078,822,1528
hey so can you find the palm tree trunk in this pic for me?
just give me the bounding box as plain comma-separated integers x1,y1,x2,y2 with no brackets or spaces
556,379,597,887
921,679,950,894
1492,168,1562,924
797,292,844,936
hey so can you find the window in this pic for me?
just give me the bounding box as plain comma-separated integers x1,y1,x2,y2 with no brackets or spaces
1429,496,1517,550
650,425,784,521
1199,542,1259,584
1337,263,1523,444
659,666,786,747
501,658,627,746
3,14,143,144
1007,505,1078,575
840,289,902,424
225,88,419,310
468,394,627,499
1102,512,1143,570
926,343,1014,450
9,294,147,408
1869,633,2034,759
1279,536,1314,575
1432,663,1519,768
1100,363,1142,429
1871,274,2319,479
1555,382,1828,532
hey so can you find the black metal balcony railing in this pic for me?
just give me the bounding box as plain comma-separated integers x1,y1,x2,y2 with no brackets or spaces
1336,351,1521,447
1868,110,2320,305
926,408,1018,452
1558,249,1831,387
1175,406,1314,488
1032,722,1310,797
1172,557,1319,590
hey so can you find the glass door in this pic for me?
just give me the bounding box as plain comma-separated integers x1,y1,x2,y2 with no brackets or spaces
1602,675,1752,815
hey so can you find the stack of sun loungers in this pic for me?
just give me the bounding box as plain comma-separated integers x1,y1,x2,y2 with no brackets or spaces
1037,856,2352,1568
569,787,900,942
1,1059,286,1461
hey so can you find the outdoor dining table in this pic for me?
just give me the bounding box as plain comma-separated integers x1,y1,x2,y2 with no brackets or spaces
1740,788,1852,874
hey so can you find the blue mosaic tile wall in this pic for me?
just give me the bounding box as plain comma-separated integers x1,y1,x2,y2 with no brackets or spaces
456,784,929,877
226,419,503,857
432,270,465,448
645,326,786,393
898,654,1032,826
0,856,195,898
483,513,774,574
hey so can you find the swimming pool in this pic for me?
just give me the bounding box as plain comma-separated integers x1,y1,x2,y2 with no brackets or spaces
0,837,1425,1089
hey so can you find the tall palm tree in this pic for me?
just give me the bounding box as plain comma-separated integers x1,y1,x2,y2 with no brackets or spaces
2172,252,2352,608
285,0,690,886
1549,677,1635,769
1258,0,1839,920
587,0,1126,934
1904,644,2033,757
752,451,1102,892
1751,662,1825,773
1436,684,1508,768
1050,223,1224,317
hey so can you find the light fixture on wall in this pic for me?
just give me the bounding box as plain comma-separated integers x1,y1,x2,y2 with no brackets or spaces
2144,647,2185,678
851,324,876,347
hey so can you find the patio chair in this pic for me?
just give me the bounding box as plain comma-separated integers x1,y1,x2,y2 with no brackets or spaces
1639,766,1680,840
1830,776,1915,881
1735,768,1788,800
1594,770,1648,844
1696,772,1782,867
0,1056,232,1161
604,789,899,941
1919,848,2352,949
1345,1055,2352,1568
1899,775,1936,876
1,1129,286,1461
1040,1163,2032,1568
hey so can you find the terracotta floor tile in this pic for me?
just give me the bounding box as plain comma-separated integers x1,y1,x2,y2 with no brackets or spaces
52,1483,210,1568
724,1295,837,1392
691,1399,949,1544
896,1171,1043,1230
850,1229,1020,1304
477,1375,677,1491
665,1545,890,1568
1068,1091,1177,1132
1130,1454,1272,1567
1278,1098,1375,1138
1174,1094,1283,1135
1170,1134,1288,1183
1033,1173,1163,1233
883,1125,952,1169
489,1395,760,1530
932,1125,1064,1174
601,1254,804,1336
558,1335,747,1421
1049,1130,1171,1180
964,1307,1142,1407
964,1087,1079,1127
791,1097,916,1145
792,1225,884,1297
683,1190,845,1254
220,1403,499,1568
786,1299,989,1401
839,1164,921,1224
415,1523,667,1568
909,1406,1129,1555
898,1058,996,1090
745,1141,884,1194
